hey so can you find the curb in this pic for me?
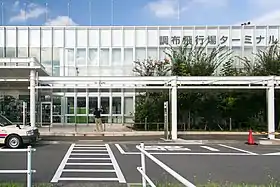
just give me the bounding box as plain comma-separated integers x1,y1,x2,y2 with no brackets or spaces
39,131,270,137
258,138,280,145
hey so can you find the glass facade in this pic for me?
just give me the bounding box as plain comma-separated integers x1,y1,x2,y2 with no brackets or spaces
0,25,279,125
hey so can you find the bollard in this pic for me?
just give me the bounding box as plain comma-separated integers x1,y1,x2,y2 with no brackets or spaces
140,142,146,187
27,146,32,187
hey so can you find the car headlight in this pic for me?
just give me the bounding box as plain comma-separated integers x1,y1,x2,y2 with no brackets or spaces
26,130,34,136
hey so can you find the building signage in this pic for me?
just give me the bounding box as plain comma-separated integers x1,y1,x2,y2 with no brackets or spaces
159,35,278,46
144,145,190,151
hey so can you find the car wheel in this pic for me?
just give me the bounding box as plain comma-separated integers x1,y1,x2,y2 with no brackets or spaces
6,135,22,149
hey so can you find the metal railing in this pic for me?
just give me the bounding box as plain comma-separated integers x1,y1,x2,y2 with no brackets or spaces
0,146,36,187
136,143,196,187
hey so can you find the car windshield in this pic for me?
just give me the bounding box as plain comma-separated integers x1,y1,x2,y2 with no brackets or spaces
0,115,13,126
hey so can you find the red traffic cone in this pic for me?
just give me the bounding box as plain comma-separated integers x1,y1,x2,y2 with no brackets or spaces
246,129,258,145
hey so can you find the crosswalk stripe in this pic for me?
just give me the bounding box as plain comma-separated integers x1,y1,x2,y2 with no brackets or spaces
59,177,119,181
65,163,113,166
72,149,108,152
74,147,106,149
51,143,126,183
63,169,115,172
200,146,220,152
68,157,110,160
71,153,108,156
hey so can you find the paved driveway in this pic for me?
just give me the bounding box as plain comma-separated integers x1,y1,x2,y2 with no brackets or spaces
0,141,279,186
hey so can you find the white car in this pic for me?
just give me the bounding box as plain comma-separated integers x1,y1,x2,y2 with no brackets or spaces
0,114,40,149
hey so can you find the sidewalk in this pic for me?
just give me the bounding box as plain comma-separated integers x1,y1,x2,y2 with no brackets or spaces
38,124,274,137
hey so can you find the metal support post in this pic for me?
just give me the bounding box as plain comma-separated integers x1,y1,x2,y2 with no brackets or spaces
27,146,32,187
30,60,36,128
140,142,146,187
164,101,169,140
23,101,26,126
171,78,177,140
267,78,275,139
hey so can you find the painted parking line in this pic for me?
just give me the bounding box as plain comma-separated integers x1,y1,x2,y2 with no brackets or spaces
51,143,126,183
218,144,259,155
115,144,256,156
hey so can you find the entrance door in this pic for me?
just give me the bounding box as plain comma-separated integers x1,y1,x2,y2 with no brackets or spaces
41,102,52,126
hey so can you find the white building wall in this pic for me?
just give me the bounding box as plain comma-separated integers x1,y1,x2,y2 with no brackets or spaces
0,25,279,125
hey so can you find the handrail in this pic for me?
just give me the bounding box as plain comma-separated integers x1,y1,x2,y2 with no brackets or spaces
136,142,196,187
0,146,36,187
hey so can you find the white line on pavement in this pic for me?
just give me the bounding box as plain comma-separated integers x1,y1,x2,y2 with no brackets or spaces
75,143,105,146
263,152,280,156
115,144,126,154
62,169,115,172
73,147,106,149
218,144,259,155
71,153,109,156
59,177,119,181
200,146,220,152
68,157,111,160
72,149,108,152
51,143,75,183
65,163,112,166
106,144,126,183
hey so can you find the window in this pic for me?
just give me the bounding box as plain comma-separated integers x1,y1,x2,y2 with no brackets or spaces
88,48,98,66
135,47,146,61
89,97,98,114
124,97,133,115
66,48,74,66
77,97,86,114
76,48,86,66
67,97,74,114
112,97,121,114
18,47,28,57
147,48,158,60
100,48,109,66
6,47,16,58
112,48,121,66
53,47,61,67
124,48,133,65
29,47,40,62
41,48,52,67
101,97,109,114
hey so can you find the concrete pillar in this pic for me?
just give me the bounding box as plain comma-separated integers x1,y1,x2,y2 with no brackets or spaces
171,78,177,140
30,60,36,128
267,79,275,139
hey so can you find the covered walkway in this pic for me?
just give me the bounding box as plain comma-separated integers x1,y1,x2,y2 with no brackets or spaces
36,75,279,140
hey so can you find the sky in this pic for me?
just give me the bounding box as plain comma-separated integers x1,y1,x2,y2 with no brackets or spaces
1,0,280,26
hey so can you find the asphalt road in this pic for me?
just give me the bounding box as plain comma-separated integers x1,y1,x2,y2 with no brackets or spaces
0,141,280,186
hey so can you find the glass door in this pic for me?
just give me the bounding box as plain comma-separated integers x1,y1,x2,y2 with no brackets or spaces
41,102,52,126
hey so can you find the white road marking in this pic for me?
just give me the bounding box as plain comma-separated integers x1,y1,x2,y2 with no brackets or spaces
63,169,115,172
71,153,109,156
75,143,104,146
51,143,126,183
59,177,119,181
78,140,103,142
51,143,75,183
72,149,108,152
68,157,110,160
106,144,126,183
218,144,259,155
74,147,106,149
200,146,220,152
263,152,280,156
63,169,115,173
115,144,126,154
66,163,113,166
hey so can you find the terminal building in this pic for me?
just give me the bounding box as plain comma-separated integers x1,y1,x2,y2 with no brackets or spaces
0,25,279,127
